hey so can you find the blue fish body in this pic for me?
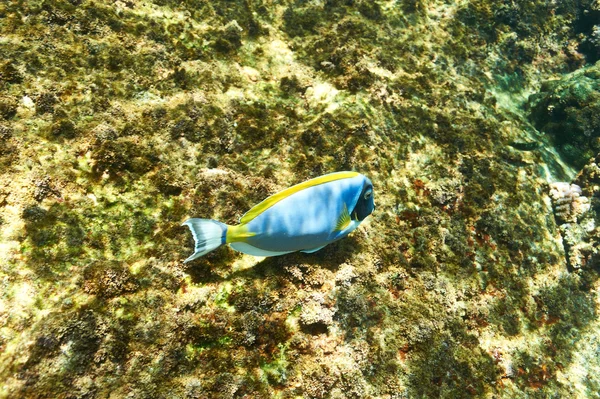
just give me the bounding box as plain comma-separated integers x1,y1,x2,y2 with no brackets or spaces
183,171,374,262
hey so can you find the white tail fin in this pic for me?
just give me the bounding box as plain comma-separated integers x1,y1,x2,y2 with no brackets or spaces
182,218,228,262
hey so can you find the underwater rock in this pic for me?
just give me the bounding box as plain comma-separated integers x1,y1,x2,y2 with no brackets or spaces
0,124,16,167
283,5,321,38
89,123,156,178
33,176,60,202
0,96,17,120
82,261,138,298
35,92,59,115
0,124,12,141
22,205,49,224
334,263,357,287
169,116,210,143
559,222,595,269
0,61,23,84
213,20,243,53
300,293,335,334
92,123,118,143
527,63,600,168
279,75,307,96
49,119,77,139
574,0,600,62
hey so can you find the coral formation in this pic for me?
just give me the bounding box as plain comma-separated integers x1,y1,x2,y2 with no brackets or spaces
549,182,595,269
548,153,600,270
549,182,590,224
1,0,600,398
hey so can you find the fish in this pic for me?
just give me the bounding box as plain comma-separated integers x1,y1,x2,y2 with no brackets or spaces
182,171,375,262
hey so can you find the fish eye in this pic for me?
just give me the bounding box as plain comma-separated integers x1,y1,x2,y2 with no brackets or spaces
364,189,372,199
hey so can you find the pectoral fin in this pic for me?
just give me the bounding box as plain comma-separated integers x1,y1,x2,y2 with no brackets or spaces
335,203,352,231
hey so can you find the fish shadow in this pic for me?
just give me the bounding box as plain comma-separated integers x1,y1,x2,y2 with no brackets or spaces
252,235,362,275
185,234,363,283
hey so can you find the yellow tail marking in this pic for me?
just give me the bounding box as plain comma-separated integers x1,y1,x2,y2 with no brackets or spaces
335,203,352,231
240,171,360,224
226,224,256,243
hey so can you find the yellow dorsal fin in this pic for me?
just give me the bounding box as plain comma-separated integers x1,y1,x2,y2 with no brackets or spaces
240,171,359,224
335,203,352,231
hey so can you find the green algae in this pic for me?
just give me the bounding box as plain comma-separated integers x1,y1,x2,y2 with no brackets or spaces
259,343,289,386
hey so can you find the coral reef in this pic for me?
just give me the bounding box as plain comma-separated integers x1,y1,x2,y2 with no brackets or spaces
549,182,595,269
549,183,590,224
1,0,600,398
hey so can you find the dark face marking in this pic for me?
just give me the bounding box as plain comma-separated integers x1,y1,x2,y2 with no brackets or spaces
352,178,375,221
